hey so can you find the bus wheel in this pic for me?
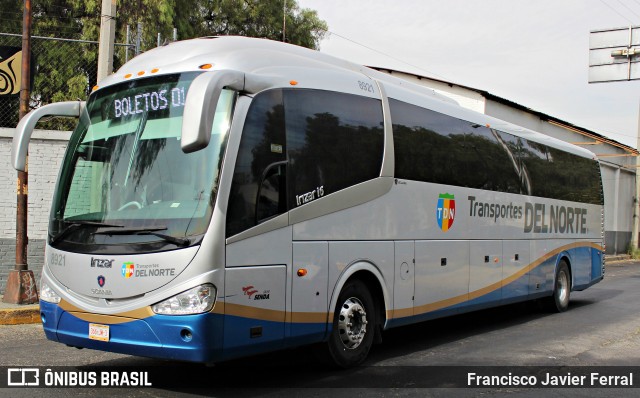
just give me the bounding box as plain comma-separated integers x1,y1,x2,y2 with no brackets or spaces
545,260,571,312
326,280,375,368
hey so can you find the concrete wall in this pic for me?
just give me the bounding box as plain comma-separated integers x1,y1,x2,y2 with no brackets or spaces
0,128,70,294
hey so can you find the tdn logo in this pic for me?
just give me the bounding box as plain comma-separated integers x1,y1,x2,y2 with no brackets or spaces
436,193,456,232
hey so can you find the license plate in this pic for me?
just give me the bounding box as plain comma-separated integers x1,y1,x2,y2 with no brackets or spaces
88,323,110,342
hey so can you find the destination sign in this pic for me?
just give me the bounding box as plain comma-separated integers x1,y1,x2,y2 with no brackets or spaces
113,86,186,118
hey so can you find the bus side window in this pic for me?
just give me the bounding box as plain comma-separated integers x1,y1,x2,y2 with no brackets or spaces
226,90,287,237
283,89,384,208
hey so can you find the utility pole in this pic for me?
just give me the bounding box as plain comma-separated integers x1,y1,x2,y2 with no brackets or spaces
589,26,640,254
634,100,640,251
282,0,286,42
3,0,37,304
97,0,116,83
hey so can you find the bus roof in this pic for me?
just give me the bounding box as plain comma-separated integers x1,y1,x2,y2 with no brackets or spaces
98,36,597,161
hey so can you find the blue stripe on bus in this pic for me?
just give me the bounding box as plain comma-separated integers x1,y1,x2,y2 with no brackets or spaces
40,300,225,363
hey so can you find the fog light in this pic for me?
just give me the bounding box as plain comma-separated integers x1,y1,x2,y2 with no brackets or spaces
180,329,193,342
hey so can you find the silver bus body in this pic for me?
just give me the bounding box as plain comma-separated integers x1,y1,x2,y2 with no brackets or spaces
13,36,604,366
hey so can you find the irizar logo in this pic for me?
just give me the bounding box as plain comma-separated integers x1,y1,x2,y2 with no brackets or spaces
436,193,456,232
91,257,114,268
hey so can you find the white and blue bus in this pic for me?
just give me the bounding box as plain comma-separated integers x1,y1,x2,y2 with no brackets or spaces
12,36,604,367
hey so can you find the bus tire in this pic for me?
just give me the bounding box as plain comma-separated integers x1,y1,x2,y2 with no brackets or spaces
326,279,375,368
545,260,571,313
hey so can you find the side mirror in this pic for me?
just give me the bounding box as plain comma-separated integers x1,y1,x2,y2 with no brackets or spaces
181,70,245,153
12,101,85,171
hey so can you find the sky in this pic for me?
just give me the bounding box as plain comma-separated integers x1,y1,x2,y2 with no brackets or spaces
297,0,640,148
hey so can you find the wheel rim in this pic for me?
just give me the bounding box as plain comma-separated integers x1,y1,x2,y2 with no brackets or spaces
557,270,569,305
337,297,368,349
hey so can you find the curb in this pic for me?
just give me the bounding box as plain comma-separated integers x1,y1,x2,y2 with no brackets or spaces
0,305,41,325
605,255,632,263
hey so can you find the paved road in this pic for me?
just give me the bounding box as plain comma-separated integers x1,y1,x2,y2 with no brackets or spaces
1,261,639,397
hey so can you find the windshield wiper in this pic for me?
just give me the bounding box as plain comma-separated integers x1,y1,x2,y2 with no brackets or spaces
93,226,191,247
50,220,124,244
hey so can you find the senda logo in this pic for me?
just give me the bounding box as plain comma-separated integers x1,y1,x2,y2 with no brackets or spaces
436,193,456,232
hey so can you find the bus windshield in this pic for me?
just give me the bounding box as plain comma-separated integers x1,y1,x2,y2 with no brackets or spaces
49,72,235,252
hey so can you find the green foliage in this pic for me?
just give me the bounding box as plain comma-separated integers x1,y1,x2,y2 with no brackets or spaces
0,0,327,128
627,243,640,260
200,0,327,49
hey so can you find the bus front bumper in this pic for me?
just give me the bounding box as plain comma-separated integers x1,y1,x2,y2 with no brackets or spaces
39,300,224,363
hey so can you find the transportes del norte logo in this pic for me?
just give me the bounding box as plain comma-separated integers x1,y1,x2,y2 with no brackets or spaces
436,193,455,232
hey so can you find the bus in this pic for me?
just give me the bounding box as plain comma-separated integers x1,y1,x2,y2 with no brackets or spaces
12,36,604,368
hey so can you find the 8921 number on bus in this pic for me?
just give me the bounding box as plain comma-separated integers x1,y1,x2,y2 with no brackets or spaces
358,81,375,93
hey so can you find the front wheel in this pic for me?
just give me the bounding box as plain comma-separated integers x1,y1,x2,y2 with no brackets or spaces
325,280,376,368
544,260,571,312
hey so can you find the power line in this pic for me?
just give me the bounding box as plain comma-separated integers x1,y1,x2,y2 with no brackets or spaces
322,29,450,80
614,0,640,21
599,0,637,25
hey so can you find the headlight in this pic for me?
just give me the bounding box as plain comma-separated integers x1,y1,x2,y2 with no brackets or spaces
152,284,216,315
40,280,61,304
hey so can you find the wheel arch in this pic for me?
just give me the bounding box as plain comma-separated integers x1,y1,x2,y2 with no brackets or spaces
555,252,573,291
328,261,390,333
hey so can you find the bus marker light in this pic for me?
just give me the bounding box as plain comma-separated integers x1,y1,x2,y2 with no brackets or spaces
92,85,99,92
297,268,307,277
137,71,145,76
151,68,160,73
290,80,298,86
199,64,213,70
124,73,132,79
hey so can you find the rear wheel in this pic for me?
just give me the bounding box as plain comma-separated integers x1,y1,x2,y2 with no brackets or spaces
545,260,571,312
325,280,375,368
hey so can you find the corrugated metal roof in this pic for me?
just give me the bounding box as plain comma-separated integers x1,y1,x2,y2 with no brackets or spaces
371,67,639,156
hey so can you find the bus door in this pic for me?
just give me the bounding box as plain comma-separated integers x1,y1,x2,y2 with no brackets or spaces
223,90,290,356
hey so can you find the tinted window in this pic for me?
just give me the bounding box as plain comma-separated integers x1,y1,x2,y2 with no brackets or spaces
284,89,384,208
390,98,602,205
521,139,602,205
390,99,522,192
390,99,469,186
227,90,287,237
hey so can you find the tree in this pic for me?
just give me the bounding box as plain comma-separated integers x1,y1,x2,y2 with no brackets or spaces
0,0,328,128
200,0,327,50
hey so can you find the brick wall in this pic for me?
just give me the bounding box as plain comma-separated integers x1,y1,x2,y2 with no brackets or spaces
0,129,70,294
